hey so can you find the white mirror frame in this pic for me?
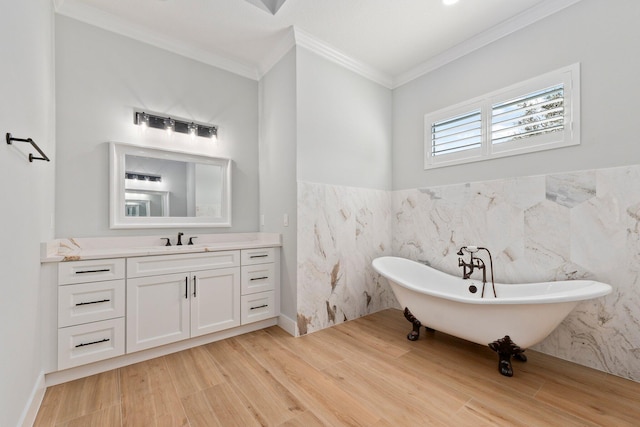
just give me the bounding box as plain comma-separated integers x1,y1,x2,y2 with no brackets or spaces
109,142,232,229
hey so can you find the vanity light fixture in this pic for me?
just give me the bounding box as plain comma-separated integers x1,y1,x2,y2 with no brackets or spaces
125,172,162,182
134,111,218,141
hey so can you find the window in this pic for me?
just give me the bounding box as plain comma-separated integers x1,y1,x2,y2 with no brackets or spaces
425,64,580,169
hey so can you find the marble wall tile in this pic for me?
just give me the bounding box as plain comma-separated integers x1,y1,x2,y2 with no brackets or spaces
546,171,596,208
523,200,571,279
391,164,640,382
297,182,395,336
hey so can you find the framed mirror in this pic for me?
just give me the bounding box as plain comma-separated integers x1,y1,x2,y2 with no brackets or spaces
109,142,231,228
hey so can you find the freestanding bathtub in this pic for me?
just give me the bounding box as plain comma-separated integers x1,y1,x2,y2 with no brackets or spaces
372,256,612,376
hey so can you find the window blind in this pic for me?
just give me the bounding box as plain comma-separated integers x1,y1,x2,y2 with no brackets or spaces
430,109,482,156
491,84,564,145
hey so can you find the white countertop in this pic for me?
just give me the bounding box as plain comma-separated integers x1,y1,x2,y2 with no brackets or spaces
41,232,281,263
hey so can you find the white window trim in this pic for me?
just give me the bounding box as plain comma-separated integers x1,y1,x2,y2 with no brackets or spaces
424,63,580,169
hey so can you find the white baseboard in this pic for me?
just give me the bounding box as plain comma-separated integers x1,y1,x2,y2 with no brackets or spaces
277,313,297,336
20,372,45,427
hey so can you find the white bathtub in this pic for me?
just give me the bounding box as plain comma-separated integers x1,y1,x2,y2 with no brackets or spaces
372,256,611,375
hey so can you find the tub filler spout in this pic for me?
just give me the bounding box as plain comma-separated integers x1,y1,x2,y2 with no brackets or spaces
458,246,496,298
372,256,612,377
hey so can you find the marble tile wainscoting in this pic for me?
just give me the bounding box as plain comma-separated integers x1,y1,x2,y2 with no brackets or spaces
297,182,397,335
393,164,640,381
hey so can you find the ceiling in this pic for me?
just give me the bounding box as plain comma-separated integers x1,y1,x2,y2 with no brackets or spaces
54,0,582,88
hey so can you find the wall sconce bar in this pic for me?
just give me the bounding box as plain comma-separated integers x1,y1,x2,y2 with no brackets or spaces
125,172,162,182
134,111,218,140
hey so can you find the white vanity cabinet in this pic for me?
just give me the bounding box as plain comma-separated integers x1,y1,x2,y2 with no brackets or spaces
126,251,241,353
57,259,126,370
45,235,281,379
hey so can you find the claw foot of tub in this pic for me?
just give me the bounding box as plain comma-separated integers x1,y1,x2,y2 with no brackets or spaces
403,307,422,341
488,335,524,377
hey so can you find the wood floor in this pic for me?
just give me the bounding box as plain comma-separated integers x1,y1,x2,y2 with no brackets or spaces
34,309,640,426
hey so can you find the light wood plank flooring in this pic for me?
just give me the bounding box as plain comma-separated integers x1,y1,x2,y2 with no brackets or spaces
34,309,640,426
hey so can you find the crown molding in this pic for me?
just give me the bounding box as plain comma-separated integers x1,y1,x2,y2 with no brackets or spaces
393,0,584,88
293,28,394,89
256,27,296,79
53,0,583,89
54,0,259,81
257,26,394,88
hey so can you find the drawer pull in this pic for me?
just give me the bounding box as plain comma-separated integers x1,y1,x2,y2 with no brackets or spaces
75,268,111,274
75,299,110,306
250,304,269,310
249,254,269,259
250,276,269,281
75,338,110,348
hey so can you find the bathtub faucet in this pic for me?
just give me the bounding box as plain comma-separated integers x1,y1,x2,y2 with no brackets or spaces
457,246,486,281
457,246,497,298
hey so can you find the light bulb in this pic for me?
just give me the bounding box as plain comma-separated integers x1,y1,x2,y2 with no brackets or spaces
137,112,150,131
164,118,175,134
188,122,197,139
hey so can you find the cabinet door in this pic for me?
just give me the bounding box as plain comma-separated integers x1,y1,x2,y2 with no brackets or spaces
127,273,190,353
191,267,240,337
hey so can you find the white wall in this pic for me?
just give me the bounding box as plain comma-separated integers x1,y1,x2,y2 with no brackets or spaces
294,47,394,334
259,46,394,331
259,48,298,322
297,47,393,191
55,16,259,237
0,1,55,425
393,0,640,189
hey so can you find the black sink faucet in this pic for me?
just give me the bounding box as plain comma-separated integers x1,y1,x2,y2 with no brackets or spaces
177,232,184,246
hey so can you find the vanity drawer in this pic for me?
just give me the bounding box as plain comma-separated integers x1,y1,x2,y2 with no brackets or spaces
127,251,240,278
58,279,125,327
241,248,275,265
241,291,275,324
58,318,125,370
241,264,275,295
58,258,125,285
